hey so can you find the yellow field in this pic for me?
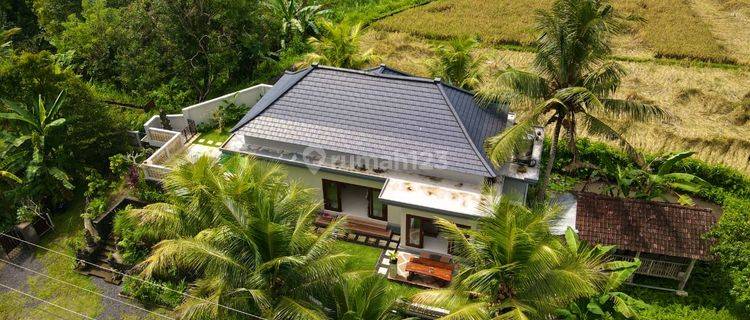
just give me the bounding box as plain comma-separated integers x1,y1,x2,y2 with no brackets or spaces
361,31,750,173
374,0,750,64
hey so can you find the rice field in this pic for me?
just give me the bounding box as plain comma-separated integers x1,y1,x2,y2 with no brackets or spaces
373,0,750,64
360,31,750,173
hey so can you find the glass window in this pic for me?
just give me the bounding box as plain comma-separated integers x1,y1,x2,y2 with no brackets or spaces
368,188,388,221
322,180,341,211
406,215,423,248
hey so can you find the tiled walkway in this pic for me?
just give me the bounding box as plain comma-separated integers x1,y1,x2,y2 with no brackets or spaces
313,226,402,276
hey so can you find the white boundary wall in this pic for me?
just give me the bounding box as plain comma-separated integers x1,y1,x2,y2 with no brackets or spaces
182,84,272,126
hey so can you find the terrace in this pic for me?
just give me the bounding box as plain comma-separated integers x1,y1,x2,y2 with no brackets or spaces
139,84,271,181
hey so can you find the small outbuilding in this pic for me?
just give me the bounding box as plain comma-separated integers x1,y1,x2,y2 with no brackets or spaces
573,192,717,295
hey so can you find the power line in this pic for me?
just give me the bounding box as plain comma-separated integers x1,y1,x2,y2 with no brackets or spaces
0,257,174,320
0,233,266,320
0,281,96,320
2,288,71,320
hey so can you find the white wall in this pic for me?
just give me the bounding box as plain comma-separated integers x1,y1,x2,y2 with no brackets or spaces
182,84,272,125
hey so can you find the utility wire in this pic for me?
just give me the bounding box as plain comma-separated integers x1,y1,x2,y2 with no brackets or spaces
2,288,71,320
0,281,96,320
0,257,174,320
0,233,266,320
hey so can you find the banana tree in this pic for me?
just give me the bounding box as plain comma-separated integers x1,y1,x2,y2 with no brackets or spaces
556,235,646,320
0,91,73,203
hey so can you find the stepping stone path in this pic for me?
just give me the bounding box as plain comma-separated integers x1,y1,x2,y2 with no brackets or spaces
198,138,206,143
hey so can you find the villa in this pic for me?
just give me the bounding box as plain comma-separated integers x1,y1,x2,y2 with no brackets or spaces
223,64,543,255
139,64,543,287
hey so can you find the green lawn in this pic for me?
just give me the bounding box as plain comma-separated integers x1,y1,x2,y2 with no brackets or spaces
332,241,422,298
195,129,231,146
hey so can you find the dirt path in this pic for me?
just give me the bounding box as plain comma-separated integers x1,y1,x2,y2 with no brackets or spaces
690,0,750,64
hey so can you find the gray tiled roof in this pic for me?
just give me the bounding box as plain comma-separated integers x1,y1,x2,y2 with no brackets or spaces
232,65,507,177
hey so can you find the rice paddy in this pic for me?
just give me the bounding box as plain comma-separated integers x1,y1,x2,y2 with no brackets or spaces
373,0,750,64
360,30,750,173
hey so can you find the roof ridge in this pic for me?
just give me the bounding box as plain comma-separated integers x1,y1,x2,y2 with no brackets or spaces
316,64,437,84
436,82,497,177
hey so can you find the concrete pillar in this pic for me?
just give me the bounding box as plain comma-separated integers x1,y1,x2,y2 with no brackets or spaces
16,222,40,244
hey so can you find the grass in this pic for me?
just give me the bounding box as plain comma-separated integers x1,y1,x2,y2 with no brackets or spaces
324,0,433,25
195,128,231,146
372,0,748,64
333,241,422,298
621,262,741,319
0,195,170,319
360,30,750,174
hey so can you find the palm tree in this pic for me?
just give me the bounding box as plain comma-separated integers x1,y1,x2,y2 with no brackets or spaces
265,0,330,48
478,0,666,201
126,155,350,319
427,38,484,90
303,20,377,69
557,256,645,319
0,170,21,184
320,272,400,320
413,196,628,319
0,91,73,202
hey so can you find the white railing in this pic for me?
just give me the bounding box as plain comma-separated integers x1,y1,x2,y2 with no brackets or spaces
139,84,271,181
141,130,188,181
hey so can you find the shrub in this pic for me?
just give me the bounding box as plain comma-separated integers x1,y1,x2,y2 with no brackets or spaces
213,100,249,132
135,179,166,203
112,207,152,265
706,197,750,314
121,277,186,309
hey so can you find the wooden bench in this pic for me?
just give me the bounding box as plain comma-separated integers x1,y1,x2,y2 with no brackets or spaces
315,210,392,240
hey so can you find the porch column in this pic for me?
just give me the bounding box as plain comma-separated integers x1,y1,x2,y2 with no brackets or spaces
676,259,696,296
627,251,641,284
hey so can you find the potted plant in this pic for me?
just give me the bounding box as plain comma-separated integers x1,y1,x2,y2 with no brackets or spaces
387,251,399,277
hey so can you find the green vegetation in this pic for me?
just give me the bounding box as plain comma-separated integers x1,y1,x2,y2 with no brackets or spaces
413,199,634,318
426,37,484,90
304,20,378,69
195,129,231,146
478,0,666,201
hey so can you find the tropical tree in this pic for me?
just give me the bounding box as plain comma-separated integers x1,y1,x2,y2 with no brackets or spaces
0,170,21,184
320,272,401,320
413,196,632,319
125,155,350,319
427,37,484,90
606,151,708,205
265,0,329,48
303,20,377,69
556,257,646,320
478,0,667,200
0,91,73,204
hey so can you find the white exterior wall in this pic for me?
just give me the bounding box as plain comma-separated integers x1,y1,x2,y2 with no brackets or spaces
252,158,482,252
182,84,272,125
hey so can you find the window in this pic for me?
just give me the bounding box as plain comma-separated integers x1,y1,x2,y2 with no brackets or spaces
367,188,388,221
322,180,342,212
406,215,423,248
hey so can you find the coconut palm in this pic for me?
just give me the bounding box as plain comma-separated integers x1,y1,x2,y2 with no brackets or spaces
427,37,484,90
478,0,666,200
127,155,350,319
413,196,628,319
0,170,21,184
265,0,330,48
303,20,377,69
0,91,73,203
320,272,401,320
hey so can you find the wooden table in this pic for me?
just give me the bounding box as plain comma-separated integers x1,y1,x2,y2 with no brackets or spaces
406,261,453,282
